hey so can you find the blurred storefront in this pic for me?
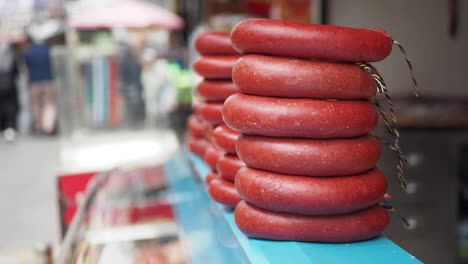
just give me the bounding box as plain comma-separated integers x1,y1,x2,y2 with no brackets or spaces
51,2,333,263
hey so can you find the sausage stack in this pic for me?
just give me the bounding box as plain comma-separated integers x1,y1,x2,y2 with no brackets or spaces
210,124,246,208
187,115,210,158
223,19,394,242
192,31,243,208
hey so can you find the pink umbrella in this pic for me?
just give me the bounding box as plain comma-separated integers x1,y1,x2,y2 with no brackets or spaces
68,0,184,30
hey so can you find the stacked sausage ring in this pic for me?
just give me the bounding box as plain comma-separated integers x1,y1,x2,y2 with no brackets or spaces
192,31,243,208
222,18,393,242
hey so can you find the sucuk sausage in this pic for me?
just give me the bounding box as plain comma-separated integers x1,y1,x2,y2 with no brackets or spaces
187,115,205,138
206,172,219,185
230,18,392,62
223,93,378,139
188,136,210,157
194,103,203,120
196,80,240,102
193,106,215,142
203,146,225,172
213,124,240,154
217,155,245,182
208,178,242,208
203,122,215,144
195,102,224,126
193,55,241,79
236,134,381,176
195,31,239,55
232,54,377,100
235,167,387,215
235,201,389,242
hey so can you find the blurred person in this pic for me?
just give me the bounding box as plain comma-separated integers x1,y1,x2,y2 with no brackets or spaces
0,43,19,142
141,48,177,128
119,34,146,127
23,37,56,134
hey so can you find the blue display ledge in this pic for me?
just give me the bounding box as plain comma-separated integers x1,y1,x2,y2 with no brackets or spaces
164,152,423,264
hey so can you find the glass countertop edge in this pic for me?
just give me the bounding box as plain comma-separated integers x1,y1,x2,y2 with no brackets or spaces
171,152,424,264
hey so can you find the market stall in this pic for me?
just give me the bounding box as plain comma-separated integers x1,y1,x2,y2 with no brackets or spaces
52,1,467,263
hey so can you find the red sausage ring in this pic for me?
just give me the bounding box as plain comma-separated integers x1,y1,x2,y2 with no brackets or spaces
195,31,239,56
188,136,210,157
193,55,240,79
232,54,377,100
205,172,219,185
187,115,205,138
196,80,239,102
195,102,224,126
223,93,378,139
203,146,225,172
231,18,392,62
236,134,381,176
213,124,240,154
236,167,387,215
217,154,245,182
208,178,241,208
235,201,389,242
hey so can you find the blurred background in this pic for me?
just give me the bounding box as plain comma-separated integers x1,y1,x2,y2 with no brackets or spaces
0,0,466,263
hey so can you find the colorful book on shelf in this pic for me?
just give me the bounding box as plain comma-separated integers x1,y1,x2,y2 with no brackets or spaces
108,56,119,127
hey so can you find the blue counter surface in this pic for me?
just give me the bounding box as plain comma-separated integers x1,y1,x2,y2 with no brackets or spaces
164,152,423,264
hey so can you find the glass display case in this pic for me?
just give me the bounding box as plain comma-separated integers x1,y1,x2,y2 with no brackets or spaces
56,151,423,264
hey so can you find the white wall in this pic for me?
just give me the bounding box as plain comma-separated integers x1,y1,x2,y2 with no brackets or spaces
328,0,468,97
